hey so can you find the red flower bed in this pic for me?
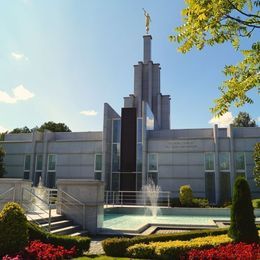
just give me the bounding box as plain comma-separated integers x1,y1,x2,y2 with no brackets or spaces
3,240,77,260
187,242,260,260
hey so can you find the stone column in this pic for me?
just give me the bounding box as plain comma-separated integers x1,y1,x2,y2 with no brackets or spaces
228,124,235,194
57,179,104,234
143,35,152,63
213,124,221,205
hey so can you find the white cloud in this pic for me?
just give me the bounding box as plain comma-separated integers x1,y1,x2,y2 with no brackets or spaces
80,110,98,116
256,117,260,122
11,52,29,61
0,125,9,133
0,85,34,104
209,112,234,127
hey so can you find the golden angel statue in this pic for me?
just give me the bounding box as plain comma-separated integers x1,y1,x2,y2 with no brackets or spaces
143,9,151,34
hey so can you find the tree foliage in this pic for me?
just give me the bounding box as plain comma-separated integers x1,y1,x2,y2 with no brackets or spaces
253,142,260,186
38,121,71,132
228,176,258,242
10,122,71,133
233,111,257,126
170,0,260,116
10,126,31,134
0,146,6,178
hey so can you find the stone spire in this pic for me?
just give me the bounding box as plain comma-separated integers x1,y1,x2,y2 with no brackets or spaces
143,35,152,63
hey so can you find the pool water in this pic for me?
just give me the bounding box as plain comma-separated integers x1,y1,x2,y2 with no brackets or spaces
102,213,230,231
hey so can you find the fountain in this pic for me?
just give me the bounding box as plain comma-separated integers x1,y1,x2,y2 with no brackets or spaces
33,176,49,212
142,179,161,218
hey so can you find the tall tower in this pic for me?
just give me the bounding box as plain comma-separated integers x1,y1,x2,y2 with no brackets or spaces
124,35,171,129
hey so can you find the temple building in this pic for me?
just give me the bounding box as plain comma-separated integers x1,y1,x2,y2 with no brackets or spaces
1,34,259,204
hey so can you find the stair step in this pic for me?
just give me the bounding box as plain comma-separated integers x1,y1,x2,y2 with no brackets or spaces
34,215,65,224
70,230,88,237
50,225,81,235
40,219,73,230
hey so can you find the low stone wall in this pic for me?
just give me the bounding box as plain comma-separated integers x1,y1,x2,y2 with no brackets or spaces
56,179,104,234
0,178,32,210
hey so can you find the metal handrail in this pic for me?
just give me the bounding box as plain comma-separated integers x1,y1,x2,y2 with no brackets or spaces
105,190,171,207
58,189,85,229
0,187,15,201
21,187,52,232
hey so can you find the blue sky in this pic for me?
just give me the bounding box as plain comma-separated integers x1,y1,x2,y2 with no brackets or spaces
0,0,259,132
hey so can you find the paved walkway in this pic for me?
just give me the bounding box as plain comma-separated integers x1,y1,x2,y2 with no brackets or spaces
87,236,105,255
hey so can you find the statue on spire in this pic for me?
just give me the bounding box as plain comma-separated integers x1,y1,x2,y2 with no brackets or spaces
143,9,151,34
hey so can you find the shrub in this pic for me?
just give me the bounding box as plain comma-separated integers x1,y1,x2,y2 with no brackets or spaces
27,221,90,255
187,242,260,260
170,197,181,207
127,234,232,259
192,198,209,208
0,202,28,256
228,176,259,243
252,198,260,208
179,185,193,206
102,228,228,257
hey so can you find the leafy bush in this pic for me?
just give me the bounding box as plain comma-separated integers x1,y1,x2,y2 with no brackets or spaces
228,177,259,243
127,234,231,259
252,198,260,208
27,221,90,255
102,228,228,257
187,242,260,260
192,198,209,208
179,185,193,206
0,202,28,256
170,197,181,207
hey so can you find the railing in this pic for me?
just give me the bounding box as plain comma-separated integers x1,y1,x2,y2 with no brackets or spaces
21,187,53,232
0,187,15,203
57,189,86,229
105,190,171,207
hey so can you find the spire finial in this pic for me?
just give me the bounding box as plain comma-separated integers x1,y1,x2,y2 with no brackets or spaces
143,8,151,34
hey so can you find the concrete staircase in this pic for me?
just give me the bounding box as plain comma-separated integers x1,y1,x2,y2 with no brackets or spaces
33,215,88,237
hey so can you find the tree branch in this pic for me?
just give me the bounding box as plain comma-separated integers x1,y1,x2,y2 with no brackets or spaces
226,15,260,28
227,0,260,19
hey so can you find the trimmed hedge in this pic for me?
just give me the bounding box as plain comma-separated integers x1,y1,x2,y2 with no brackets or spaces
0,202,28,256
252,199,260,208
27,221,91,255
127,234,232,259
102,228,228,257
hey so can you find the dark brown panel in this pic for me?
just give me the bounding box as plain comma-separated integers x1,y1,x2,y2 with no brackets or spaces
120,173,136,192
120,107,136,172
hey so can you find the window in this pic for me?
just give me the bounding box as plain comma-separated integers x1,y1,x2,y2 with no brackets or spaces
137,118,143,143
112,119,121,143
23,154,31,179
95,154,102,172
35,155,43,171
235,152,245,171
148,153,158,172
112,144,120,172
148,172,158,185
219,152,230,171
47,154,56,188
136,143,143,172
204,153,214,171
47,154,56,171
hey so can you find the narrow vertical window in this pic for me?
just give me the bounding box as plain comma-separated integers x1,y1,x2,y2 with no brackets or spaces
94,154,102,180
204,152,214,171
23,154,31,179
219,152,230,171
47,154,56,188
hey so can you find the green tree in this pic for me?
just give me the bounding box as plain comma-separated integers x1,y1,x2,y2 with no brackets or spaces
0,146,6,178
253,142,260,186
233,112,257,127
170,0,260,116
10,126,31,134
179,185,193,206
38,121,71,132
228,176,258,242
